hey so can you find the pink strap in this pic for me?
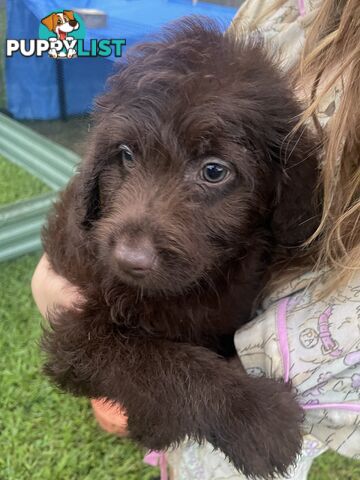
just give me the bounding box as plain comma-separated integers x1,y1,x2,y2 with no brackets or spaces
277,297,291,382
303,402,360,412
144,451,168,480
298,0,306,16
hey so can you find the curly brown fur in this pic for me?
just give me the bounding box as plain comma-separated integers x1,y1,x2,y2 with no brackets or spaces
41,17,320,479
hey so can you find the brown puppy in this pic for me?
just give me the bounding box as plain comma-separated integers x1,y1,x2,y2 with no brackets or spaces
42,18,320,478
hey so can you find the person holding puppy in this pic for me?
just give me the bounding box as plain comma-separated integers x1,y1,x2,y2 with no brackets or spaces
32,0,360,479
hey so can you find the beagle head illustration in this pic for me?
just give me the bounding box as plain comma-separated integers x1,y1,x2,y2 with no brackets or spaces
41,10,79,41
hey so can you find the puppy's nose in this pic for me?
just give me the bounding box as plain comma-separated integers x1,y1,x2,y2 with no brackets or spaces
69,20,78,27
114,240,156,277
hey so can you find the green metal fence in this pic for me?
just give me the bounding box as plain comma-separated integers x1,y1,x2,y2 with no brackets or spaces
0,113,80,262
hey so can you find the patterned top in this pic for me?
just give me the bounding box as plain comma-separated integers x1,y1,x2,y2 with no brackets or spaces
235,270,360,457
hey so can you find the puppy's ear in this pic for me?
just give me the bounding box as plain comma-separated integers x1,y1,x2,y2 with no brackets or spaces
78,162,102,230
41,13,57,32
64,10,75,21
270,133,320,247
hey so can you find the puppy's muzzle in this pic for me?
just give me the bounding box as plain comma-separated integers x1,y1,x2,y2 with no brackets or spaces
114,239,156,278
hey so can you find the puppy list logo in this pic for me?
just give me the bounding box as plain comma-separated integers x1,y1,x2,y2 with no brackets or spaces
6,9,126,59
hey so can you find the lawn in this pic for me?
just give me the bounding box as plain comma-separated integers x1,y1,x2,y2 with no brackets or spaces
0,155,50,205
0,254,159,480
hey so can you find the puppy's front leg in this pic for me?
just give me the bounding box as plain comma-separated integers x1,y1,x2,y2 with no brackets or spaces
42,306,302,478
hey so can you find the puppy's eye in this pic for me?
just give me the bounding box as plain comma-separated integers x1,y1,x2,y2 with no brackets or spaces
118,144,135,168
202,162,229,183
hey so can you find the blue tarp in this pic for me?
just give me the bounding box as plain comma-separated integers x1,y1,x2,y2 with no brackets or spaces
6,0,237,120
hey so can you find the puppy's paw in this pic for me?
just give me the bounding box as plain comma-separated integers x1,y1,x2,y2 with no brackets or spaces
208,377,303,479
127,408,186,451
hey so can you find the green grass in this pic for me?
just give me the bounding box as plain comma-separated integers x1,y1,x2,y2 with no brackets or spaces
0,254,159,480
310,451,360,480
0,155,50,206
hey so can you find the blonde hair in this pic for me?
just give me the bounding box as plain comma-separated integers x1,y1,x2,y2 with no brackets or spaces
300,0,360,290
234,0,360,290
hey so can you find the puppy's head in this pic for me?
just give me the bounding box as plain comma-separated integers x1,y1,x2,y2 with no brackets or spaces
78,18,319,294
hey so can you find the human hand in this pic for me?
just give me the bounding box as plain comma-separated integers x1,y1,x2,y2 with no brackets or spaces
31,253,84,320
32,254,128,436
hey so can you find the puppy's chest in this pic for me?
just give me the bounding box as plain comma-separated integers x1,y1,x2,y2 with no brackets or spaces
118,296,248,351
106,279,259,353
